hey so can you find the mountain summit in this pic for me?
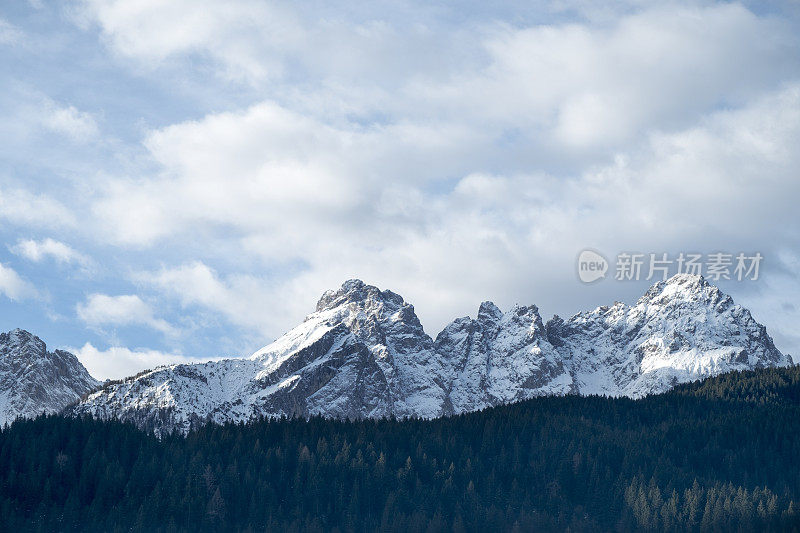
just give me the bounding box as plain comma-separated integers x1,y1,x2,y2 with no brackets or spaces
544,273,788,397
0,329,99,425
71,275,792,435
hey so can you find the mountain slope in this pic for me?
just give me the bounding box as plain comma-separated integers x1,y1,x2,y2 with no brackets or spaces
434,301,573,413
545,274,789,397
71,275,792,434
72,280,449,434
0,329,99,425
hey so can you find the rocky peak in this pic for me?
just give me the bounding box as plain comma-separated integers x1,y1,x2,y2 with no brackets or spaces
316,279,403,312
0,328,47,357
313,279,427,344
638,274,724,306
505,304,546,338
477,301,503,324
0,330,99,425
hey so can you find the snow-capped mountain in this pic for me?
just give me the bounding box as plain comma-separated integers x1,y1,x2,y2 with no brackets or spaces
545,274,788,397
71,275,792,435
70,281,449,435
0,329,99,426
434,301,573,413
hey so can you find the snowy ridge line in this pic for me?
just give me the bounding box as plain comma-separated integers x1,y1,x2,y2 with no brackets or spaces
69,274,792,435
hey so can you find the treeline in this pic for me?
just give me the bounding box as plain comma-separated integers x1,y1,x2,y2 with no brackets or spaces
2,367,800,532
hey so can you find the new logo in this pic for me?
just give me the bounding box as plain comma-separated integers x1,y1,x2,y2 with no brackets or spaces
577,249,608,283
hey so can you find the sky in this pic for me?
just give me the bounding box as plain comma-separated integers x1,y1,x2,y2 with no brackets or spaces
1,0,800,380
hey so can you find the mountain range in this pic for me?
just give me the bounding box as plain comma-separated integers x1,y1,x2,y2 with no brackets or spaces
56,273,791,435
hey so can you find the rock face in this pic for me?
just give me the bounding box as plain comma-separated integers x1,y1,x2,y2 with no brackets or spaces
71,280,449,435
434,301,573,413
71,275,792,435
544,274,789,397
0,329,99,425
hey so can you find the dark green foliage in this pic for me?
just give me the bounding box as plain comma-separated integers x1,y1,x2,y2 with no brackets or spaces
2,367,800,532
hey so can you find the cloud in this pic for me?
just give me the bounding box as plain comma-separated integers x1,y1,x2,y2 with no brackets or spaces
76,293,177,336
0,263,37,301
40,100,99,142
400,3,798,156
0,188,78,229
92,102,365,245
10,238,92,268
134,262,287,332
0,18,22,45
91,71,800,333
0,88,100,146
86,2,800,254
76,0,472,87
76,0,303,83
91,100,480,247
126,81,800,350
77,2,798,153
70,342,217,380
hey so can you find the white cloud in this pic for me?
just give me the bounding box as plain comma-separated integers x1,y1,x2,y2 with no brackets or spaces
77,0,470,87
78,2,797,153
88,71,800,330
70,342,217,380
0,188,78,229
409,3,796,153
134,262,287,332
92,99,485,248
73,0,800,350
0,89,101,143
10,238,92,268
92,102,366,245
0,263,37,301
0,18,22,45
86,2,800,254
41,100,99,142
119,81,800,349
77,0,303,83
76,293,177,336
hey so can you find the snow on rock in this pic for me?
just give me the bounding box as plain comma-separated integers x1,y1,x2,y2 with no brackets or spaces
71,279,449,435
0,329,99,425
71,274,793,434
546,274,791,398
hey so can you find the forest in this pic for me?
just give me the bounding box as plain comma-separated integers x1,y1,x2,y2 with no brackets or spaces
1,366,800,532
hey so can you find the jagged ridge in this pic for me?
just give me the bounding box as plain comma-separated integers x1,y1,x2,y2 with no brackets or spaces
70,274,792,435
